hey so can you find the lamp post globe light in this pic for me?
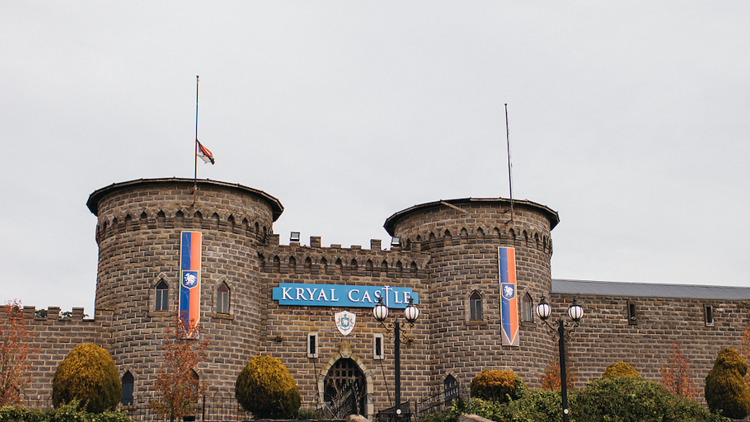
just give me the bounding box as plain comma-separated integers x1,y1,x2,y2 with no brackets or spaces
373,296,420,421
535,296,584,422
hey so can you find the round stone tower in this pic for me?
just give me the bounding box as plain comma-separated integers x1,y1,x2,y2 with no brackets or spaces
384,198,559,388
87,178,283,394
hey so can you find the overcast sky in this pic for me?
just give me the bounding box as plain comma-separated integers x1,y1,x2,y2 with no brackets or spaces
2,2,749,315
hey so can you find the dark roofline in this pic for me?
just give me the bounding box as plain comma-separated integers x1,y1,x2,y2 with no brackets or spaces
552,278,750,300
86,178,284,221
383,197,559,236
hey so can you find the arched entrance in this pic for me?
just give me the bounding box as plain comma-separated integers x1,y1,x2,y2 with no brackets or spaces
324,358,366,416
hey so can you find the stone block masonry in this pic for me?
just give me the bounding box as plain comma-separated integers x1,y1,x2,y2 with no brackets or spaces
10,177,747,418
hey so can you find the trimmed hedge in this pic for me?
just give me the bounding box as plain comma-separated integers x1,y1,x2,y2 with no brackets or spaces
470,370,526,403
704,347,750,419
235,355,301,419
52,344,122,413
601,362,641,380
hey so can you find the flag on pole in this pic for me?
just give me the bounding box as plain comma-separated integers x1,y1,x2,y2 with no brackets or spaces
197,140,215,165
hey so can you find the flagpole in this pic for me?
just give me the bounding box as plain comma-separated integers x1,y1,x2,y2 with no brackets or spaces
505,103,514,224
193,75,199,206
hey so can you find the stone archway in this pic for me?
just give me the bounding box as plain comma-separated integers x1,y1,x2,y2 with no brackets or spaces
318,341,374,419
325,358,366,415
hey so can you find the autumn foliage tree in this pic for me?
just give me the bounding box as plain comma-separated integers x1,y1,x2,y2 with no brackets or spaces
0,300,37,406
539,362,577,391
149,314,209,422
660,342,697,400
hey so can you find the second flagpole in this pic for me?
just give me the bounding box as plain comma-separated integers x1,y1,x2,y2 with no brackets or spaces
193,75,200,206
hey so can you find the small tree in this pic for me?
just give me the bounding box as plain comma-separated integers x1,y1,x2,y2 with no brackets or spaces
539,362,577,391
660,342,697,400
150,314,209,422
0,300,37,406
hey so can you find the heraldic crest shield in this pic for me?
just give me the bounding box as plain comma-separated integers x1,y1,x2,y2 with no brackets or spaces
335,311,356,336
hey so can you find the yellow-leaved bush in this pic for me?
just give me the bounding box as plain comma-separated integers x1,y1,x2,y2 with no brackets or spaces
52,343,122,413
470,370,526,403
601,362,641,380
235,355,301,419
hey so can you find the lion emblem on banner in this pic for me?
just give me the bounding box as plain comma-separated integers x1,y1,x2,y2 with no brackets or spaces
182,271,198,288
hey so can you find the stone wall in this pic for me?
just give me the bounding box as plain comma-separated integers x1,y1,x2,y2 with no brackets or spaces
18,307,112,400
552,292,749,400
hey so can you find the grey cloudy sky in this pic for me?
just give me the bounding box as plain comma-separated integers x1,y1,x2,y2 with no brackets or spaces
2,2,749,315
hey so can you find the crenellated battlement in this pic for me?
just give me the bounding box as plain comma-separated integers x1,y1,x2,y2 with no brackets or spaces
399,223,553,255
21,306,112,323
88,178,283,246
94,206,271,244
259,235,430,279
384,198,558,257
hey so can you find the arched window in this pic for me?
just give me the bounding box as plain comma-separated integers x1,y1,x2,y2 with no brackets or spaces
121,371,134,405
155,280,169,311
444,375,458,407
190,369,200,396
522,294,533,322
470,292,482,321
217,283,230,314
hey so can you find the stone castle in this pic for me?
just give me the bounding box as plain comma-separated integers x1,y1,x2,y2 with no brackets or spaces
16,178,749,416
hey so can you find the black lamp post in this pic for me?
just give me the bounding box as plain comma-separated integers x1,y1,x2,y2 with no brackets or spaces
535,296,584,422
373,296,420,420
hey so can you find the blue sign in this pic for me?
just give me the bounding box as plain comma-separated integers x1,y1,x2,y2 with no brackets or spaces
272,283,419,308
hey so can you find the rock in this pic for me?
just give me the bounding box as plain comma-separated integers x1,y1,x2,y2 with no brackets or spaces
458,415,494,422
345,414,369,422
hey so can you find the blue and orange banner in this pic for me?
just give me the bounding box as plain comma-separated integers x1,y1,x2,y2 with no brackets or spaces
499,247,519,346
179,231,202,338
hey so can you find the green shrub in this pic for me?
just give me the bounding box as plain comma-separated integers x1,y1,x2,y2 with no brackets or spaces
470,370,526,404
572,377,730,422
492,390,563,422
235,355,301,419
0,405,46,422
52,344,122,413
704,347,750,419
601,362,641,379
295,407,331,420
0,401,135,422
420,378,730,422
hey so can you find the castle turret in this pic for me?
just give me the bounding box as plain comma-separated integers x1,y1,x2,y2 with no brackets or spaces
384,198,559,388
87,178,283,393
